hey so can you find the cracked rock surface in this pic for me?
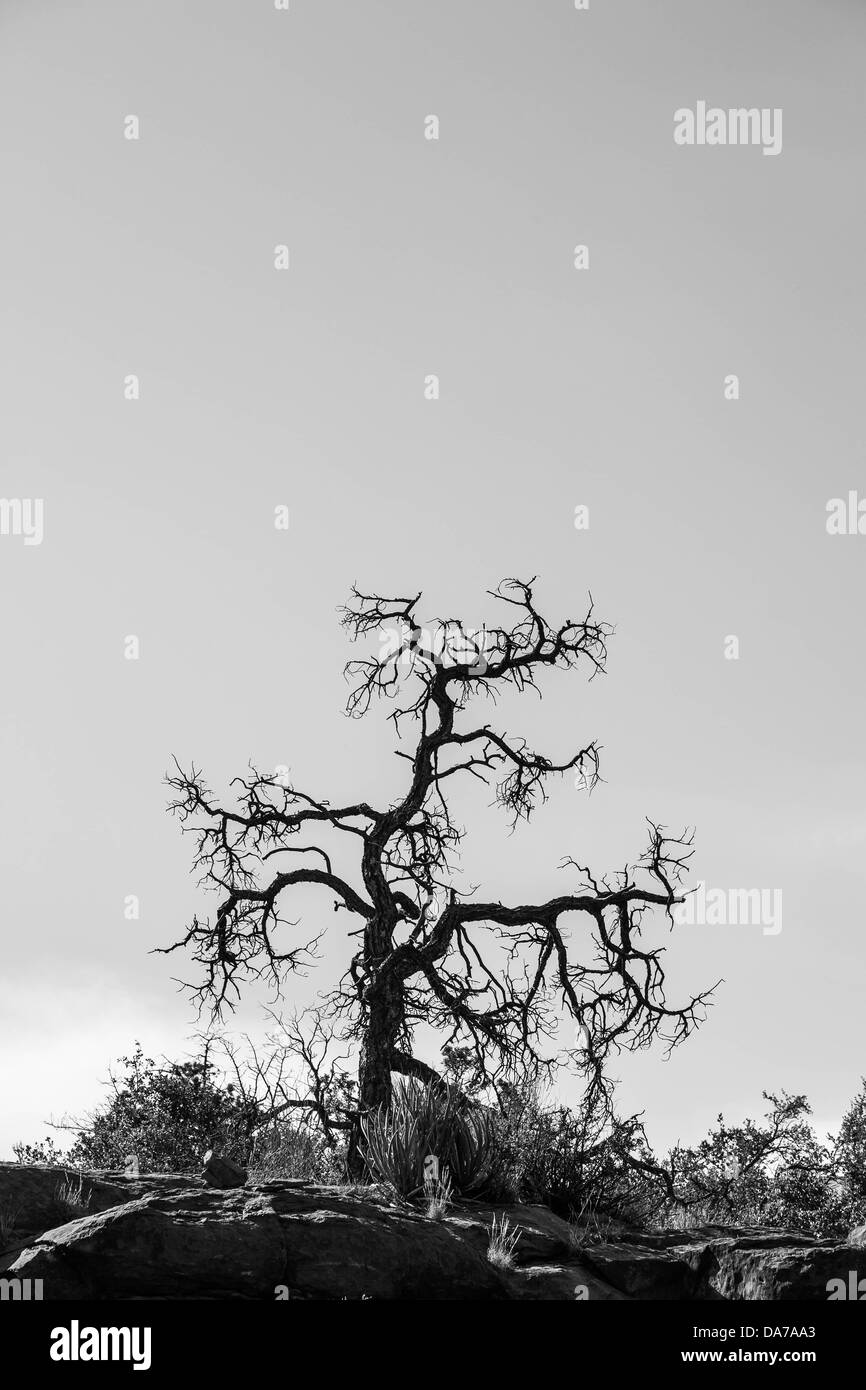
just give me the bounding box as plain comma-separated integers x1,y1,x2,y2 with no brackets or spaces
2,1165,862,1300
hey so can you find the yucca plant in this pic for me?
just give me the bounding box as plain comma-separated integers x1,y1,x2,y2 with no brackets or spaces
447,1105,497,1193
361,1078,496,1199
361,1099,428,1197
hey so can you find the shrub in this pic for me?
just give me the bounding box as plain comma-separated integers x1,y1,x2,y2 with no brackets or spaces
361,1078,496,1199
483,1079,652,1222
65,1044,262,1173
12,1137,69,1166
652,1092,835,1233
483,1082,864,1239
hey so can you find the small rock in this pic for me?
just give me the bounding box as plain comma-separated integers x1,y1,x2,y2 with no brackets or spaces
849,1223,866,1247
201,1151,247,1189
123,1154,140,1178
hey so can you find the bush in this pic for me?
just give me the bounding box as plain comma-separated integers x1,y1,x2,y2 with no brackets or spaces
649,1093,835,1233
12,1137,69,1166
65,1044,262,1173
483,1079,653,1222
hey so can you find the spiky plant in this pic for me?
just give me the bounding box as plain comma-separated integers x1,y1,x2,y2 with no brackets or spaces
360,1078,495,1199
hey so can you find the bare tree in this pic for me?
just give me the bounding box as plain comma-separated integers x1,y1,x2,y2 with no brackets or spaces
206,1009,357,1150
162,578,715,1133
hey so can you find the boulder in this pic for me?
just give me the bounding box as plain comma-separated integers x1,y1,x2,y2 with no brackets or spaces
704,1236,863,1301
657,1226,863,1301
201,1151,247,1189
8,1184,511,1300
580,1239,701,1300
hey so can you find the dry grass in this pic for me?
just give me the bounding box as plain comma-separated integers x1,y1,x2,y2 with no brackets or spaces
567,1195,617,1251
424,1169,453,1221
487,1213,521,1270
50,1173,93,1224
0,1197,22,1246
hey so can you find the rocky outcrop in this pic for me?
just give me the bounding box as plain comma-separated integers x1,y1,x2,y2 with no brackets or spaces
579,1238,703,1299
0,1161,190,1261
6,1183,511,1300
626,1225,866,1301
2,1165,863,1300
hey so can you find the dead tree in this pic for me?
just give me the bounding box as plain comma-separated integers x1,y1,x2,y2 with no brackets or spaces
162,578,715,1128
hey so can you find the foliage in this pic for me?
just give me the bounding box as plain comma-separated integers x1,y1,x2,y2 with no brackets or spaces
12,1136,69,1166
650,1092,834,1233
65,1044,263,1173
483,1077,653,1221
459,1078,866,1238
361,1078,496,1199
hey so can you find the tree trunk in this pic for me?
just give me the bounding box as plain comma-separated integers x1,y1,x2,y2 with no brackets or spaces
346,987,400,1179
358,983,401,1112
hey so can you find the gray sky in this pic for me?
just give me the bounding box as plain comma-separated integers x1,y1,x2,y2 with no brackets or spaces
1,0,864,1159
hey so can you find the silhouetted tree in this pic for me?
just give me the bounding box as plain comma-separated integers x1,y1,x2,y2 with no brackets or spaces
163,579,714,1140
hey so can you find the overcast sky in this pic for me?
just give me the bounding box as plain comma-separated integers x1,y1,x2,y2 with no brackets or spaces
1,0,864,1160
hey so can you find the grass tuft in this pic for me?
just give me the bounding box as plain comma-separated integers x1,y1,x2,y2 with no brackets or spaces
0,1197,22,1246
424,1167,453,1221
487,1212,521,1270
50,1172,93,1224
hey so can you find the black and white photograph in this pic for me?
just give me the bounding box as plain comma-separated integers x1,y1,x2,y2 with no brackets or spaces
1,0,864,1369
